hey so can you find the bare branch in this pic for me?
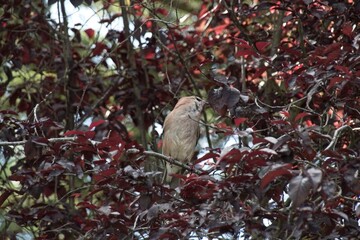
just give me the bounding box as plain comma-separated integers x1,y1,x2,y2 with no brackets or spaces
0,137,77,146
324,125,351,151
127,149,204,175
119,0,147,149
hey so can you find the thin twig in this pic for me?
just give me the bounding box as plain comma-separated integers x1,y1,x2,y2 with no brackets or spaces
75,77,124,128
0,137,77,146
341,195,360,203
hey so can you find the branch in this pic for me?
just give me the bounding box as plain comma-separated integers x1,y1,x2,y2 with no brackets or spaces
341,195,360,203
59,0,74,131
75,77,124,128
0,137,77,146
126,149,204,175
119,0,147,148
271,9,284,56
324,125,351,151
222,1,258,53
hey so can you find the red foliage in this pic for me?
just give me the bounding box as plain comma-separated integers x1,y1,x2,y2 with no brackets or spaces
84,28,95,38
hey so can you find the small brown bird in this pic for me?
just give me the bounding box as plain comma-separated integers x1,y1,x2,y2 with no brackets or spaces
162,96,206,186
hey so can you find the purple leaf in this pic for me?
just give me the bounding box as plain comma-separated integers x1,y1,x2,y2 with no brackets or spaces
288,175,312,208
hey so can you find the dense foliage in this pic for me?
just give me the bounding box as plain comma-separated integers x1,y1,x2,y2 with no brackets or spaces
0,0,359,239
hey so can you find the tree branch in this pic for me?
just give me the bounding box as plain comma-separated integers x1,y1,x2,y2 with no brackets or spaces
271,9,284,56
0,137,77,146
59,0,74,131
324,125,351,151
119,0,147,149
127,149,204,175
75,77,124,128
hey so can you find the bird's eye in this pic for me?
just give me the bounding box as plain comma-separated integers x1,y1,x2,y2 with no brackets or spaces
195,96,202,102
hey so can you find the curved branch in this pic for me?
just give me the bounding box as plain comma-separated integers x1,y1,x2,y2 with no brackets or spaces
127,149,204,175
324,125,351,151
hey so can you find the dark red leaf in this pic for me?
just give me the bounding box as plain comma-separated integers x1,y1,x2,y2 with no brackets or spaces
334,65,351,75
92,42,107,56
280,110,290,118
64,130,95,139
144,51,155,60
306,168,323,190
93,168,117,182
160,212,181,220
255,41,270,53
89,119,106,130
244,156,267,168
85,28,95,38
234,117,247,126
198,3,209,19
212,25,227,35
218,148,244,164
77,201,97,210
24,140,35,159
288,175,312,207
260,164,293,189
328,76,346,89
180,178,216,203
247,148,277,159
64,130,85,136
0,190,12,207
236,49,257,57
71,193,82,198
342,21,353,38
48,0,58,5
321,150,342,158
145,20,152,28
0,110,18,115
155,8,168,16
227,174,253,184
93,159,107,165
70,0,83,7
21,47,30,63
252,67,267,79
194,152,219,164
294,112,311,123
236,40,251,48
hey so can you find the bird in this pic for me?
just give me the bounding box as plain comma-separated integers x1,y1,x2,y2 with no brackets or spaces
162,96,206,187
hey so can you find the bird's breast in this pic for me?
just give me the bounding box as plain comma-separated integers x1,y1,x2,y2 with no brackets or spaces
162,117,199,161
